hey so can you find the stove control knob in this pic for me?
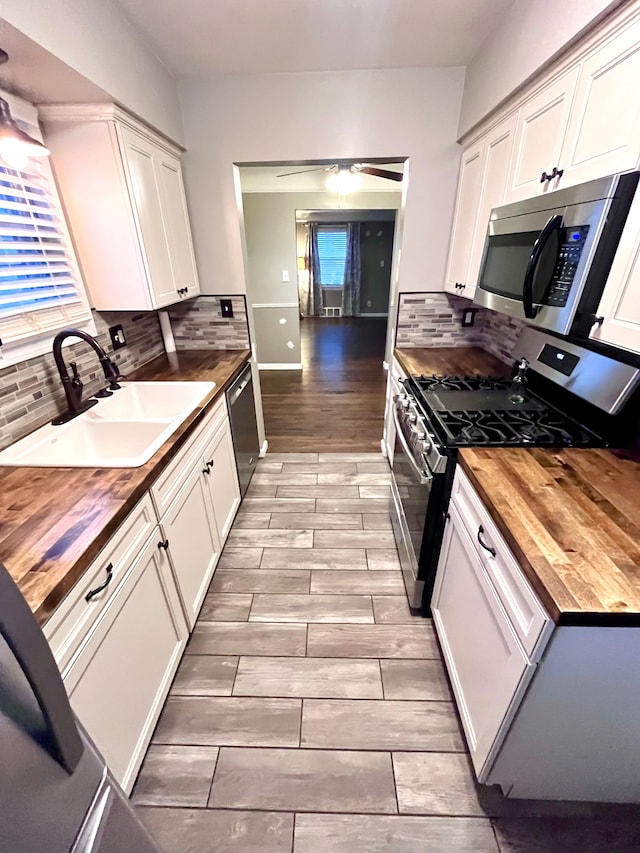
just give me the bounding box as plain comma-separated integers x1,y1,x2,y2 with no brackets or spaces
422,436,432,453
401,397,410,410
416,430,426,441
409,413,417,425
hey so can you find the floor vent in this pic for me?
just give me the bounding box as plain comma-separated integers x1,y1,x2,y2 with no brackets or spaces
323,306,342,318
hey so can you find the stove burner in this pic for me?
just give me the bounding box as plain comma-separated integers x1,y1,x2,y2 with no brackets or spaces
407,374,601,449
431,408,595,448
417,375,511,393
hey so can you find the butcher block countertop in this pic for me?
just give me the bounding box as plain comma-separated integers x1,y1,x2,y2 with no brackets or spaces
0,349,250,625
458,448,640,626
394,346,509,378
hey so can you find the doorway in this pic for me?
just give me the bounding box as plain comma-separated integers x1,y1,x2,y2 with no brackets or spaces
237,160,405,451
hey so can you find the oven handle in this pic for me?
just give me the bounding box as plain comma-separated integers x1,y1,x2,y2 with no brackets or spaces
392,407,433,485
522,213,563,319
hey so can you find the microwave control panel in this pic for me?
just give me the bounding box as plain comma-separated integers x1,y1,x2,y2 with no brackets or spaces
544,226,590,307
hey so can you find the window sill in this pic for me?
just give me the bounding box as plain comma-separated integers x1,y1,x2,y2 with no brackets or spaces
0,316,97,370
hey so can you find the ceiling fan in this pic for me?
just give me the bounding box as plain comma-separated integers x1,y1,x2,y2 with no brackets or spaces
276,163,403,182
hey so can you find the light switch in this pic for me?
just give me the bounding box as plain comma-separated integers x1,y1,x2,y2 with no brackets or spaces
282,270,290,282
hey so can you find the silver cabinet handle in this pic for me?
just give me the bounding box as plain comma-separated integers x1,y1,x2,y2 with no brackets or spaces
392,407,432,485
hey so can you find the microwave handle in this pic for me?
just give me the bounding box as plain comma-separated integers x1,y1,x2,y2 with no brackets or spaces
523,214,563,319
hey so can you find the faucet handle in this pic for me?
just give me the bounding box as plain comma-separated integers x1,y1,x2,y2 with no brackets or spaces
69,361,82,385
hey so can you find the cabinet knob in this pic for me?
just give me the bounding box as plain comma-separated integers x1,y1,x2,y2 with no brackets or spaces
158,539,169,551
202,465,211,475
540,171,549,183
592,315,605,328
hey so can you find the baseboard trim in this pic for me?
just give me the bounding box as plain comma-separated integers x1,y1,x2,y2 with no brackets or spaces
360,313,389,318
258,362,303,370
260,439,268,458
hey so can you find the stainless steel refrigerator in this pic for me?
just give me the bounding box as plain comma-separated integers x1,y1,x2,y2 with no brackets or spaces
0,562,161,853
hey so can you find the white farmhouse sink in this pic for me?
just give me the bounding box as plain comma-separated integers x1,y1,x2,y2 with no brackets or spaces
88,382,215,422
0,381,215,468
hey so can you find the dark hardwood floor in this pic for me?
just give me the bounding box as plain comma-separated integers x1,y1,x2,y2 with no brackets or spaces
260,317,388,452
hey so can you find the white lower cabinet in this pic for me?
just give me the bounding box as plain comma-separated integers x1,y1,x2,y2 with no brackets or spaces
62,528,187,793
202,418,241,542
432,502,536,778
159,459,221,629
43,394,242,792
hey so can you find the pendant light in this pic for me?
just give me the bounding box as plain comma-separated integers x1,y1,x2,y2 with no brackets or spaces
0,50,50,169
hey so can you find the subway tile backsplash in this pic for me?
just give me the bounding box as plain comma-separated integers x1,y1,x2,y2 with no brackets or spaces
395,291,526,365
0,310,164,450
168,296,250,351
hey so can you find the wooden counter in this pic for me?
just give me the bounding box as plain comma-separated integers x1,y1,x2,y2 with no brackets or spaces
394,346,509,378
0,349,250,625
458,447,640,626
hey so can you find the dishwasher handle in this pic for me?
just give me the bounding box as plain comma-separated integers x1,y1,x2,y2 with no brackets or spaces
227,365,252,405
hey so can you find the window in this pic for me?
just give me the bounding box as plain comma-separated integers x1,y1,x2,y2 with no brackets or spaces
0,91,93,367
316,226,347,286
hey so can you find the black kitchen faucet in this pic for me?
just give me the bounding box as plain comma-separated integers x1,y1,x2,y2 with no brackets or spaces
52,328,123,425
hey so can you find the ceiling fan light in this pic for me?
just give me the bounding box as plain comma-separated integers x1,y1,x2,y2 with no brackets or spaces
326,167,361,194
0,98,50,168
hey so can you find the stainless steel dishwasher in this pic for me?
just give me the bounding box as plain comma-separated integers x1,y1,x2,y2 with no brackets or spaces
226,362,260,497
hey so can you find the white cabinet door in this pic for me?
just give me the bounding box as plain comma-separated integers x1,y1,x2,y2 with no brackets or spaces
560,16,640,188
119,125,177,309
432,505,534,779
445,140,485,298
466,113,517,297
64,531,187,793
161,461,221,629
590,186,640,354
155,149,201,299
505,66,580,203
203,419,241,543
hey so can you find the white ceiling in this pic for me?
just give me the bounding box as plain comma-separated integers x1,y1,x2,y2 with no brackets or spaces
239,163,404,193
116,0,516,77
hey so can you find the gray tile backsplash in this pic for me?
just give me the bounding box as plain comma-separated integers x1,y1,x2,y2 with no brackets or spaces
0,310,164,450
395,293,485,348
395,292,526,365
168,296,250,351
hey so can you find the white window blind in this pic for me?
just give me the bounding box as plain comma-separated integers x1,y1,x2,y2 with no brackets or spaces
316,226,347,286
0,92,92,360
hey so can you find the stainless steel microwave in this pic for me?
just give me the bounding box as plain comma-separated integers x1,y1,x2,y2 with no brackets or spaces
474,172,639,337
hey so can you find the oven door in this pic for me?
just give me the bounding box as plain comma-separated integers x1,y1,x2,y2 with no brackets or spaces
475,198,607,335
390,410,434,609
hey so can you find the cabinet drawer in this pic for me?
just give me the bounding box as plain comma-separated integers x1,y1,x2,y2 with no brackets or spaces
151,395,226,518
451,467,551,659
43,493,157,671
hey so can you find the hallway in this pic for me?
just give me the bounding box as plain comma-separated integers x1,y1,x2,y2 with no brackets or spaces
260,317,388,453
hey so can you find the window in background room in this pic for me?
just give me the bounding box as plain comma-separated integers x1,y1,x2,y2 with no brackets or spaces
0,90,93,367
316,225,347,286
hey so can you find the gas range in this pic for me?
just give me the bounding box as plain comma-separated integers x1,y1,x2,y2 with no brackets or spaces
390,327,640,614
409,375,599,449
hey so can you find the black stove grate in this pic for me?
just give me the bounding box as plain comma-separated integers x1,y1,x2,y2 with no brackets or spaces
409,375,601,448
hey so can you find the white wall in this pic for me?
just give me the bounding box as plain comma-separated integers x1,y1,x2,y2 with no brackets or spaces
458,0,622,136
178,67,466,298
0,0,184,143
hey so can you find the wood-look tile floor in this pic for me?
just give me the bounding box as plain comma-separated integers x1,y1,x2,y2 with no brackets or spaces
135,456,640,853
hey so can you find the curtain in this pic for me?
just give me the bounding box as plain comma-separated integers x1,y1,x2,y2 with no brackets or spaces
342,222,362,317
298,225,323,316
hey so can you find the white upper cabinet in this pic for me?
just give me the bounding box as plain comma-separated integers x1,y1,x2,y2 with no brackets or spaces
41,105,200,312
590,186,640,354
445,140,485,298
444,113,516,300
505,66,580,203
155,148,201,299
466,113,517,297
119,125,178,308
559,15,640,188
